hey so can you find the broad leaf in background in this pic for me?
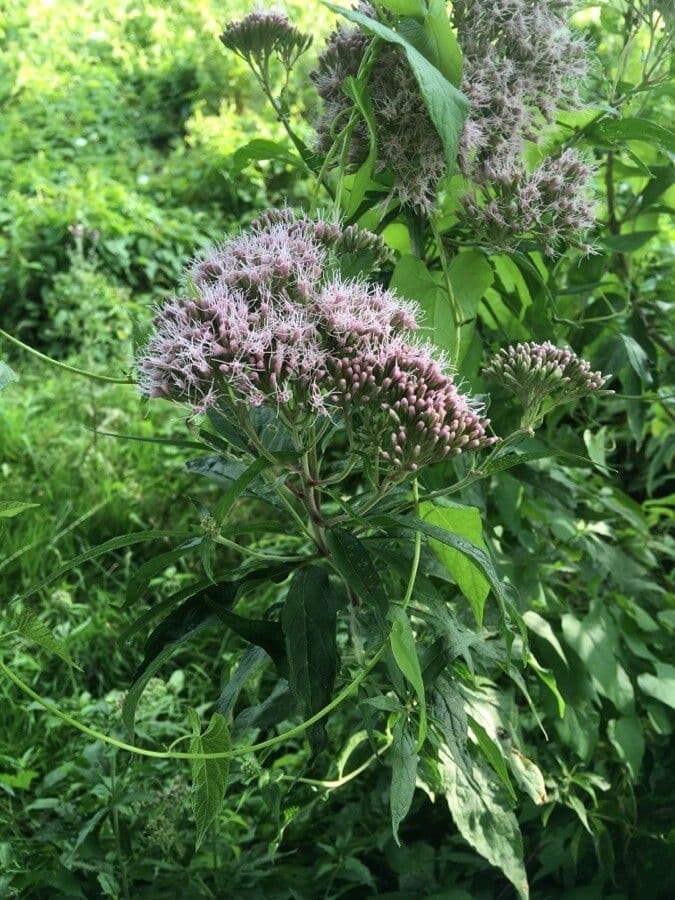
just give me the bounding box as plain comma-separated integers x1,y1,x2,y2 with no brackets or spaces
420,501,490,625
282,565,337,754
188,709,230,848
0,360,17,391
325,527,388,623
8,611,79,669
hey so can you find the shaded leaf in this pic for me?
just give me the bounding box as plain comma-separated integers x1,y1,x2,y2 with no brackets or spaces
282,566,337,754
390,606,427,750
189,710,230,848
390,717,419,845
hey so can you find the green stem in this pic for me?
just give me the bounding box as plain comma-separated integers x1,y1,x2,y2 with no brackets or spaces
430,218,462,365
0,646,386,761
401,480,421,611
0,329,136,385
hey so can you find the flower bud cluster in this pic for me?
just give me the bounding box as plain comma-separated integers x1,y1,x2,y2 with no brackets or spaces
483,341,610,425
220,9,312,71
139,211,496,471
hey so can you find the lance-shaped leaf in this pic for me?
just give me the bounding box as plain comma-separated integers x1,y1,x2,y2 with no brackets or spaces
389,606,427,750
390,716,419,845
324,2,469,168
188,709,230,848
325,527,388,622
281,565,337,755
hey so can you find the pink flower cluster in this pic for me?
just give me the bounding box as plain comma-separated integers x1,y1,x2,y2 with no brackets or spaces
139,210,496,470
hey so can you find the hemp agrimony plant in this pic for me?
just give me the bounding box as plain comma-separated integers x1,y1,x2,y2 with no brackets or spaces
4,2,619,894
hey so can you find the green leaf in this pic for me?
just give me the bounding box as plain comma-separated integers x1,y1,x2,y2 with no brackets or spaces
433,679,472,776
468,716,517,801
562,605,634,714
389,606,427,750
509,749,548,806
122,587,236,735
11,610,79,669
325,527,388,621
379,0,426,15
601,230,659,252
607,716,644,780
590,117,675,154
390,716,419,845
282,565,337,755
189,710,230,848
217,646,270,718
390,255,450,352
231,138,303,172
343,74,379,218
638,663,675,711
0,360,18,391
372,513,520,641
420,502,489,625
126,540,202,605
527,652,566,719
440,748,529,900
619,334,652,385
0,500,39,518
447,250,493,361
325,3,469,168
14,529,192,603
213,456,271,523
422,0,463,86
209,604,287,672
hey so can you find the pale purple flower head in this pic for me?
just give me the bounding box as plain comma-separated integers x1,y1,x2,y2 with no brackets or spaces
139,210,497,472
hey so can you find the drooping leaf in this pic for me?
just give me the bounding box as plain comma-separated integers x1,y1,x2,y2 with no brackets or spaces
433,679,472,777
217,646,270,718
281,565,337,754
343,74,379,218
325,527,388,622
390,716,419,845
213,456,271,523
420,501,490,625
637,663,675,711
231,138,304,173
422,0,463,86
509,749,548,806
389,606,427,750
122,587,237,735
440,749,529,900
14,530,192,603
126,539,202,605
189,710,230,848
324,3,469,168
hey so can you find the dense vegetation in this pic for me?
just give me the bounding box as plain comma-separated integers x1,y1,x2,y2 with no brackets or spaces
1,1,673,898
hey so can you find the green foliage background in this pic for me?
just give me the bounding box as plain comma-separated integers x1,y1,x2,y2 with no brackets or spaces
1,1,673,898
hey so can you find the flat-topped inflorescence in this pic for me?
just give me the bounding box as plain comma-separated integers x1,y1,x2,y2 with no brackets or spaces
484,341,610,427
139,210,496,473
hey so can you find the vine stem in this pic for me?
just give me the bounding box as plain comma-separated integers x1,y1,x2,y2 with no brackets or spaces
0,328,136,385
0,646,386,761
